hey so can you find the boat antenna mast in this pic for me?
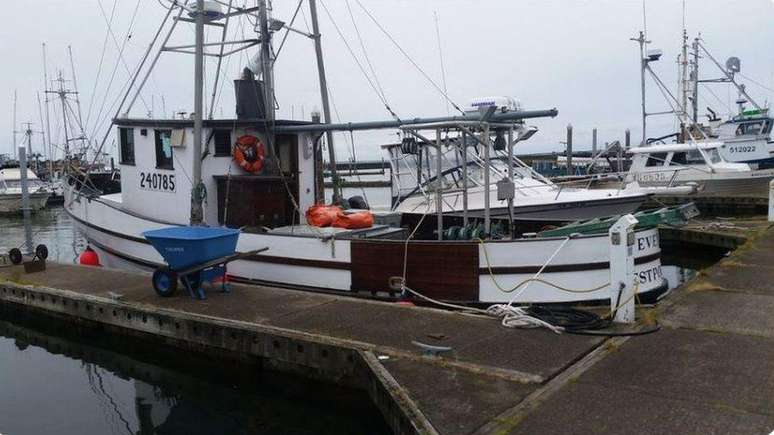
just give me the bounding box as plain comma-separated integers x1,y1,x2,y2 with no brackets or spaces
631,31,651,146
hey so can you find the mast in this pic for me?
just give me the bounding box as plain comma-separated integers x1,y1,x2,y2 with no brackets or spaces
691,37,700,123
48,72,72,161
12,89,17,160
190,0,205,225
679,28,689,137
42,43,53,175
631,31,649,146
308,0,341,203
258,0,275,123
68,45,87,156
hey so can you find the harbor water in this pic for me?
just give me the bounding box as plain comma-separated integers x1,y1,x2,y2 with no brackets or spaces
0,206,390,434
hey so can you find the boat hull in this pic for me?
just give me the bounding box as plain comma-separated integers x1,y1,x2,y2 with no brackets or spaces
65,188,666,304
632,168,774,198
0,193,51,214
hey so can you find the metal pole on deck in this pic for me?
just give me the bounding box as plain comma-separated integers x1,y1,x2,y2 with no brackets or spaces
592,128,598,158
309,0,341,203
483,124,491,235
461,130,469,228
436,129,443,240
507,127,514,229
19,146,33,254
190,0,205,225
566,124,573,176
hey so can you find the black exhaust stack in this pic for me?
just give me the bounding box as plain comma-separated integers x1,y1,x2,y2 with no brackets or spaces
234,67,266,119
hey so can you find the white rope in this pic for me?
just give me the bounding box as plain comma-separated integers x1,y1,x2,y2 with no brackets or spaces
486,305,564,333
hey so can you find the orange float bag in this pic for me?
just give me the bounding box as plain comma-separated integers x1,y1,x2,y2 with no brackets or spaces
305,204,343,227
333,211,374,229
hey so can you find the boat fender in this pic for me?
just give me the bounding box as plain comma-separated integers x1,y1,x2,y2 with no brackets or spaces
79,246,101,267
234,135,266,173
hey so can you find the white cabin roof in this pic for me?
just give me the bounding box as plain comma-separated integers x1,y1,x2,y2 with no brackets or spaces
0,168,40,181
628,142,724,154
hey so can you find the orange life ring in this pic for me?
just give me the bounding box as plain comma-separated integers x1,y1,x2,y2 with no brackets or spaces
234,135,266,173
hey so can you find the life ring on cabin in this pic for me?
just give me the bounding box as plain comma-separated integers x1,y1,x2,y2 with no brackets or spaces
234,135,266,173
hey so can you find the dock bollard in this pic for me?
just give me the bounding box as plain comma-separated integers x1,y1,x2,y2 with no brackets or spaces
769,180,774,223
609,214,639,324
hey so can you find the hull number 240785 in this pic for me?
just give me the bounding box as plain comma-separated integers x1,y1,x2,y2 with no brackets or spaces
139,172,176,193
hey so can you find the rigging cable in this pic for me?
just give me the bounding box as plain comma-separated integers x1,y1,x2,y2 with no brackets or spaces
343,0,396,120
354,0,465,115
84,0,119,131
318,0,400,121
738,72,774,94
90,0,148,142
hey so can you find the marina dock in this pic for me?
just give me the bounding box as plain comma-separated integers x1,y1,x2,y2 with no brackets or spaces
2,221,773,434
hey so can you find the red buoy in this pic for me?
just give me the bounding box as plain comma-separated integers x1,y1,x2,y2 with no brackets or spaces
79,246,101,267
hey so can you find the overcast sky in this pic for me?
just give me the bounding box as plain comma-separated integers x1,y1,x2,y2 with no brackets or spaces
2,0,773,161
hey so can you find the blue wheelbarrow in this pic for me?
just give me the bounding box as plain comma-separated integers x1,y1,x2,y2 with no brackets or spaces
143,226,267,299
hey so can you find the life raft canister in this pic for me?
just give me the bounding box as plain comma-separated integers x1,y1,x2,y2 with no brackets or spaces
234,135,266,173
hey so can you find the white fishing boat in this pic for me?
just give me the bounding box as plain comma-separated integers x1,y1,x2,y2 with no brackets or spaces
0,167,51,214
64,0,672,304
389,141,648,222
636,29,774,166
625,142,774,197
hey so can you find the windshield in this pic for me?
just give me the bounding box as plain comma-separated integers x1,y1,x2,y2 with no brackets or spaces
705,148,723,164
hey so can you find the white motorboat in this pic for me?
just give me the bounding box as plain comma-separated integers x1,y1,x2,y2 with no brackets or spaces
390,142,649,222
64,1,671,304
625,142,774,197
0,167,51,214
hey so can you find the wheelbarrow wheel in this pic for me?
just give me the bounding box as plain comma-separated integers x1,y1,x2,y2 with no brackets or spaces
35,244,49,260
8,248,23,265
152,267,178,297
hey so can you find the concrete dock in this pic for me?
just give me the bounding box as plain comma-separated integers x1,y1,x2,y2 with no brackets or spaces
2,224,774,434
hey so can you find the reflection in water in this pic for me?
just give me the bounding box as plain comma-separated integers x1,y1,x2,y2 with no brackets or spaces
0,205,86,263
0,308,390,435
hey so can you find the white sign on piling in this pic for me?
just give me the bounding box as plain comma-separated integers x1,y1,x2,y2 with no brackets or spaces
769,179,774,223
609,214,639,324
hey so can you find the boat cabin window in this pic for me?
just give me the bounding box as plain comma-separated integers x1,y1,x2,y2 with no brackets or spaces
119,128,135,165
686,149,704,164
213,129,232,156
155,130,174,170
645,152,667,167
736,121,765,136
670,152,687,166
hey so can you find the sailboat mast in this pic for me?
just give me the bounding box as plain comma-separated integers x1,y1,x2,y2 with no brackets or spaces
190,0,205,225
42,43,53,175
308,0,341,203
